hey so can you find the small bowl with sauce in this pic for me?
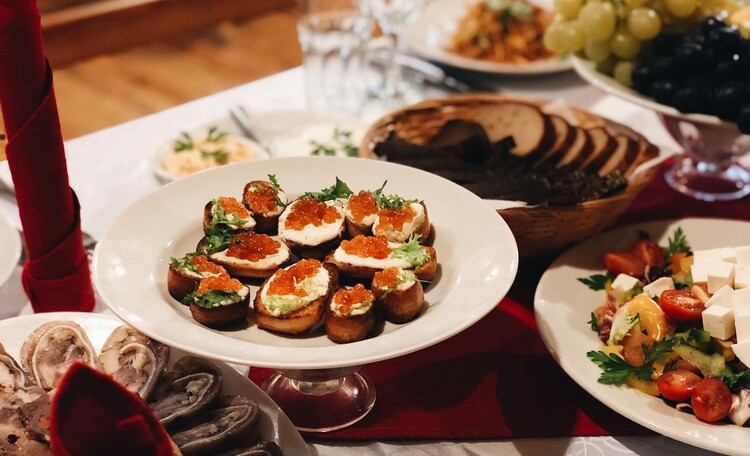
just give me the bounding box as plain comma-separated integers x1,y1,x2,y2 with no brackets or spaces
153,125,270,184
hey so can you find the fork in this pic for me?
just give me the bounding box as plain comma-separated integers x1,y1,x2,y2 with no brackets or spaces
0,179,97,265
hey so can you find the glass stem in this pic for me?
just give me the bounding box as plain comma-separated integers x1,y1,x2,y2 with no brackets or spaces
381,31,401,98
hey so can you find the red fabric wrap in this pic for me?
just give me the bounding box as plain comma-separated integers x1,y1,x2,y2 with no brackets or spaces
0,0,95,312
249,164,750,440
50,362,175,456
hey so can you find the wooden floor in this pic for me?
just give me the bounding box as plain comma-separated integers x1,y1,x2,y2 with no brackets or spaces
53,7,302,140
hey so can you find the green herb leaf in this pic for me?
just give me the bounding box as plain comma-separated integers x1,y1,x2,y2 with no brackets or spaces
200,149,229,165
577,273,615,291
170,252,200,272
300,177,353,202
210,199,250,229
391,235,429,267
588,336,679,385
198,225,234,255
173,131,194,152
268,174,287,208
206,126,229,143
191,289,242,309
588,312,599,332
663,227,692,259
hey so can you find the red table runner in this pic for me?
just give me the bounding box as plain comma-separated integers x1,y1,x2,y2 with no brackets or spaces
248,162,750,440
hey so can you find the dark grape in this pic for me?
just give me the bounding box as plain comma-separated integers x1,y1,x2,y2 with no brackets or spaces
673,43,712,74
700,16,727,36
650,56,675,78
631,66,654,92
650,80,678,105
737,105,750,134
713,82,749,120
714,60,743,83
650,34,685,57
707,26,743,57
671,87,707,113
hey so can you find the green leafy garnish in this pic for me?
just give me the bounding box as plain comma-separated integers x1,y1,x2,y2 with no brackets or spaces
587,337,677,385
300,177,353,202
309,128,359,157
486,0,533,34
206,126,228,143
170,252,200,272
391,235,429,267
183,288,242,309
268,174,287,208
577,273,615,291
173,131,194,151
210,199,250,229
198,225,234,255
381,269,417,298
623,284,644,302
588,312,599,332
173,127,228,152
663,227,692,259
200,149,229,164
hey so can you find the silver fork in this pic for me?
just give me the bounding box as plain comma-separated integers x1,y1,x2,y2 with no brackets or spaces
0,179,97,265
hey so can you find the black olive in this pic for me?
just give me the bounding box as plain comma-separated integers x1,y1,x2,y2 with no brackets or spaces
700,16,727,36
650,80,679,105
707,26,744,57
737,105,750,134
671,86,708,113
713,82,749,120
651,34,685,57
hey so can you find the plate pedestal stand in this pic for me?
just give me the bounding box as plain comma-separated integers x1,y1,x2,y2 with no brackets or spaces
262,366,376,432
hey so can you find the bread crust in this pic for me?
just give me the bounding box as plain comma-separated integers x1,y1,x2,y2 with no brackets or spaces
345,217,373,238
282,236,342,260
325,303,376,343
325,246,437,281
189,293,249,328
373,279,424,323
167,266,201,301
242,180,284,233
373,203,431,244
209,254,291,279
254,263,338,334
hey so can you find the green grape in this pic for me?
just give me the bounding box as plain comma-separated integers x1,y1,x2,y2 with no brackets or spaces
544,22,567,53
665,0,697,18
627,8,661,40
584,39,612,62
555,0,584,20
610,30,641,59
561,21,587,52
596,57,618,75
624,0,649,7
579,1,617,42
613,60,636,86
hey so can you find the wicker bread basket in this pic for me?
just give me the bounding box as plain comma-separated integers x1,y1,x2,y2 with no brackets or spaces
360,94,660,261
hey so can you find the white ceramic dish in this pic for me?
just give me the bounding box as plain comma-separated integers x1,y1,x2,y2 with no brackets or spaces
404,0,571,75
0,212,21,286
152,123,270,184
93,157,518,369
535,218,750,456
0,312,310,455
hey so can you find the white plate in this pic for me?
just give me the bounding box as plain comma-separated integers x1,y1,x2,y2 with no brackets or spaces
535,218,750,456
572,56,732,128
152,123,271,184
0,212,21,286
93,157,518,369
0,312,310,455
404,0,571,75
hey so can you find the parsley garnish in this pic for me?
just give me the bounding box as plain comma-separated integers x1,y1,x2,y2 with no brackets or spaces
170,252,200,272
206,126,228,143
588,312,599,332
587,337,677,385
173,131,194,151
210,199,250,229
268,174,287,208
200,149,229,164
391,235,429,267
198,225,234,255
183,288,241,309
663,227,692,259
309,128,359,157
300,177,353,202
173,127,228,152
487,0,533,34
577,273,615,291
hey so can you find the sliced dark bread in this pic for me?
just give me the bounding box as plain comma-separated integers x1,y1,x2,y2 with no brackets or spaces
625,139,660,176
580,127,617,171
533,115,575,168
472,103,555,161
555,127,593,168
598,135,640,176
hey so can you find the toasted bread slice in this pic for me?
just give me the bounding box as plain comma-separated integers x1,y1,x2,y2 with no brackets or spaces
556,127,593,168
325,239,437,281
242,180,287,233
372,202,430,244
190,294,249,328
580,127,617,171
372,268,424,324
167,255,227,301
533,115,575,168
278,199,346,259
325,285,376,343
472,102,555,161
625,139,660,177
345,190,379,238
598,135,640,176
254,262,338,334
209,233,292,279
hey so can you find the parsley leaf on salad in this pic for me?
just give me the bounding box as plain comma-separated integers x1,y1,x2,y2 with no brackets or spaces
663,227,692,259
588,337,677,385
577,273,615,291
391,235,429,267
300,177,353,202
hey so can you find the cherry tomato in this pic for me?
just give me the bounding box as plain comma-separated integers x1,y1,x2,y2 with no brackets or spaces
630,239,665,267
691,377,732,422
659,289,705,322
604,251,646,277
657,369,702,402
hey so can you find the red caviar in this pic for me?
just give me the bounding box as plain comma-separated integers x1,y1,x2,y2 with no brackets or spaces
347,191,378,222
217,196,250,219
333,284,373,315
341,235,391,259
226,232,280,261
285,199,341,231
376,205,416,232
267,259,322,296
189,255,226,275
197,274,244,295
373,267,401,289
245,183,279,213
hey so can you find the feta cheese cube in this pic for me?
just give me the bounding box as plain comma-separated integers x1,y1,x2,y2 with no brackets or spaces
707,261,736,294
734,294,750,343
702,305,735,340
718,247,737,263
693,248,722,264
736,266,750,290
691,263,710,283
705,285,735,310
736,246,750,267
732,341,750,368
642,277,675,300
611,274,641,300
736,287,750,309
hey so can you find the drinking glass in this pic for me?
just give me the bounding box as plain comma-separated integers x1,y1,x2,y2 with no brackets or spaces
362,0,427,104
296,0,373,113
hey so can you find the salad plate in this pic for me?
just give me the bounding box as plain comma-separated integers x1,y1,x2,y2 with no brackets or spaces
404,0,571,75
93,156,518,369
535,218,750,455
0,312,310,455
0,211,21,287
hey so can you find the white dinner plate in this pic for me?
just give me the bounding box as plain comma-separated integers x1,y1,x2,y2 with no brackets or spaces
404,0,571,75
93,157,518,369
0,212,21,286
535,218,750,456
0,312,309,455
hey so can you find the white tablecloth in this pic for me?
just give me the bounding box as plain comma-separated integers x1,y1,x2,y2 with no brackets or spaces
0,67,723,455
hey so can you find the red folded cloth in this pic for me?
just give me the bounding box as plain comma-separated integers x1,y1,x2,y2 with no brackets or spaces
50,362,176,456
249,163,750,440
0,0,94,312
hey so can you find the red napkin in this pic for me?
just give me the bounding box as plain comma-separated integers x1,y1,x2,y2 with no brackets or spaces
0,0,94,312
50,362,176,456
249,163,750,440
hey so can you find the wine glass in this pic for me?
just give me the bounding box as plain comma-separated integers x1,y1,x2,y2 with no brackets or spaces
362,0,427,105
